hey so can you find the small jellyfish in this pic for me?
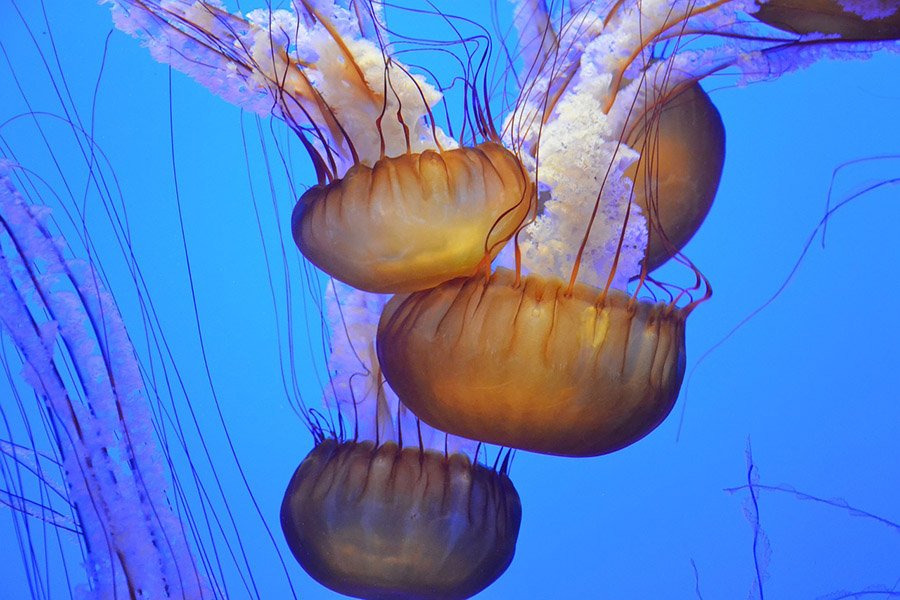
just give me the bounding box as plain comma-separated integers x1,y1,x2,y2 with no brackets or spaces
280,3,533,294
502,3,736,281
754,0,900,40
281,283,522,599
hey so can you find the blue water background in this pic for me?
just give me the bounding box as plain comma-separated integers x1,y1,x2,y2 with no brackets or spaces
2,2,899,598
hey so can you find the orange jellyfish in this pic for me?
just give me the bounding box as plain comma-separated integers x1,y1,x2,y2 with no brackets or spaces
376,4,730,457
754,0,900,39
284,8,534,295
281,439,520,600
108,0,532,295
280,283,521,599
625,82,726,272
256,1,534,294
377,268,689,457
293,141,532,293
501,2,730,276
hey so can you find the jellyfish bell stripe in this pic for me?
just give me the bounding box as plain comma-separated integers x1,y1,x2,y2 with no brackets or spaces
0,168,209,599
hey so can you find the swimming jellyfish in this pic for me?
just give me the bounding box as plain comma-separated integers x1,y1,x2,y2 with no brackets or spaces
281,282,521,600
293,145,533,293
107,0,533,294
624,83,726,272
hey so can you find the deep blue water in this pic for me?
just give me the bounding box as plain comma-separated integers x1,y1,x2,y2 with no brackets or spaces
2,2,899,598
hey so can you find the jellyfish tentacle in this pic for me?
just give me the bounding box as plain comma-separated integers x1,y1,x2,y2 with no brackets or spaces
0,168,209,598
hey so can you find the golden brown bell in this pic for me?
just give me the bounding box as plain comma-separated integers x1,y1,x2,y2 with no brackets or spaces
377,269,687,457
625,82,725,272
293,143,532,293
281,440,522,600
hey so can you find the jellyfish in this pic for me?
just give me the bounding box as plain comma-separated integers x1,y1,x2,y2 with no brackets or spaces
624,82,726,272
754,0,900,40
280,282,522,599
292,141,532,293
107,0,533,294
282,439,520,600
4,2,900,597
377,268,688,457
376,0,900,457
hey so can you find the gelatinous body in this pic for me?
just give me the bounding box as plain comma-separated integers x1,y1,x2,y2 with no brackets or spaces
281,440,521,600
626,83,725,271
377,269,687,457
755,0,900,39
292,143,531,293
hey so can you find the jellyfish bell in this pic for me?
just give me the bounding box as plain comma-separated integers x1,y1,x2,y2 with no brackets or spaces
106,0,533,295
265,1,533,294
281,439,521,600
278,281,522,597
625,81,726,273
368,3,719,458
753,0,900,40
376,269,687,457
292,141,533,294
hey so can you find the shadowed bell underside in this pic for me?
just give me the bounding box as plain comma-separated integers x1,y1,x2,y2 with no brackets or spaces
280,440,521,600
376,269,687,458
